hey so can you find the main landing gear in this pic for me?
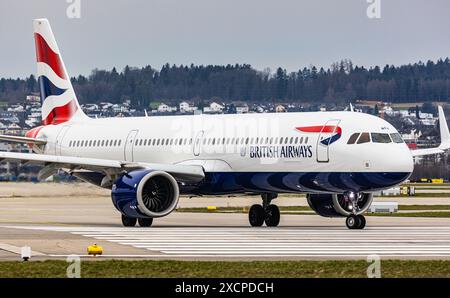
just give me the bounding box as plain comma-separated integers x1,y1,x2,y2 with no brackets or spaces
248,193,280,227
121,215,153,227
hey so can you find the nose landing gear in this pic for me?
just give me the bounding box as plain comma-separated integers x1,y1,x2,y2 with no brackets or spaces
345,214,366,229
248,193,280,227
343,191,367,229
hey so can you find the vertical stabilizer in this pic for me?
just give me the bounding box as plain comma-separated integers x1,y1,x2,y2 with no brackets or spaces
33,18,87,125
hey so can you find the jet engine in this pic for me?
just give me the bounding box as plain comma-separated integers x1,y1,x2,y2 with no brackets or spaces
307,193,373,217
111,169,179,218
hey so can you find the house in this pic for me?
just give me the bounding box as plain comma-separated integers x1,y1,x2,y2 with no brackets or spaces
157,103,177,113
203,102,224,113
235,102,249,114
275,105,286,113
179,101,198,113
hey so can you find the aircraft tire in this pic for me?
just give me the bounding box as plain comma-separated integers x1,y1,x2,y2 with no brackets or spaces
264,204,280,227
249,204,265,227
138,217,153,227
346,215,360,229
121,215,137,227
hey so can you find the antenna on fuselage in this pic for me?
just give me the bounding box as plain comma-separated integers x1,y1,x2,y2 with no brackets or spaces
144,109,148,117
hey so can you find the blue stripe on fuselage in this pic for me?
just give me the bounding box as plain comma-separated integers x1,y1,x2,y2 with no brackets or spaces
180,172,411,195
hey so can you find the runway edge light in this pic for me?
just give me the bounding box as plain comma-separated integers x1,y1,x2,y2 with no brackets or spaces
21,246,31,261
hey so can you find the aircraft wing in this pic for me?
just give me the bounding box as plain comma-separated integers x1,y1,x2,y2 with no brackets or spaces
411,106,450,157
0,135,47,145
0,151,205,182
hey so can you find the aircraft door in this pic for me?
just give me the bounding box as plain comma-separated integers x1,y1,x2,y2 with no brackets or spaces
124,130,138,161
55,126,71,156
193,130,204,156
316,119,341,163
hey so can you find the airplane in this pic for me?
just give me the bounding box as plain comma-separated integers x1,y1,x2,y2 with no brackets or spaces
1,18,449,229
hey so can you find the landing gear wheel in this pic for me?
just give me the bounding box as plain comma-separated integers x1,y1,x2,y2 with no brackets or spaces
356,215,366,229
138,217,153,227
121,215,137,227
346,215,359,230
249,204,265,227
264,204,280,227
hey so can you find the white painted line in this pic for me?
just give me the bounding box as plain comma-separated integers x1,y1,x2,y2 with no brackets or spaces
0,243,45,256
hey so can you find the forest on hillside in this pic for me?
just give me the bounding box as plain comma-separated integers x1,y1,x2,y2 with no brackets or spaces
2,58,450,108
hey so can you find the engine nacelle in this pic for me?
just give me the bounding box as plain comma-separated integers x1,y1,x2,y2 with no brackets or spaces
307,193,373,217
111,169,179,218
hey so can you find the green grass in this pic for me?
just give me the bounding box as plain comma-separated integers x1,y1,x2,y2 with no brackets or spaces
1,260,450,278
366,212,450,218
383,193,450,198
399,205,450,210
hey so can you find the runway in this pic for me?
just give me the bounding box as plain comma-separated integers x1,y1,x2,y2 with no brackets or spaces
1,183,450,260
3,223,450,260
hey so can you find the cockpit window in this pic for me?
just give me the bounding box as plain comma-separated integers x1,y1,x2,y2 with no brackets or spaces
347,133,360,144
390,133,404,143
357,133,370,144
371,133,392,143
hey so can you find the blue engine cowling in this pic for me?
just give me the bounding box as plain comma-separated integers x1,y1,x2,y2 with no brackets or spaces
111,169,180,218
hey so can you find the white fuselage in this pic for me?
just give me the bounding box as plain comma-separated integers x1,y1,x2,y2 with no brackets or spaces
33,111,414,194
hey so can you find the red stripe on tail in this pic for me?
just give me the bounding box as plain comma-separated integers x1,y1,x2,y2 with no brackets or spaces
42,99,78,125
34,33,67,80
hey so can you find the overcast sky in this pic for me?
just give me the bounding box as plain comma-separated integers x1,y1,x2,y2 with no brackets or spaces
1,0,450,78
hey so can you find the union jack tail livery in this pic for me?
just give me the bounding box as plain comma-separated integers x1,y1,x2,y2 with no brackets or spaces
33,19,86,125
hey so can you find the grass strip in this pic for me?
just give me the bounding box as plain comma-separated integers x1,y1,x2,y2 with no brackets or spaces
1,260,450,278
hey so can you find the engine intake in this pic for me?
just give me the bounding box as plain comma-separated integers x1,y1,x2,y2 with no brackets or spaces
112,169,179,218
307,193,373,217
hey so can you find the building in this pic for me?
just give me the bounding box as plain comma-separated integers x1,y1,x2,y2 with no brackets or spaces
203,102,224,113
179,101,198,113
157,103,177,113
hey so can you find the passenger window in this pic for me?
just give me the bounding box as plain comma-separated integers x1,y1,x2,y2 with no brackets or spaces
371,133,392,143
347,133,360,144
357,133,370,144
390,133,404,143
